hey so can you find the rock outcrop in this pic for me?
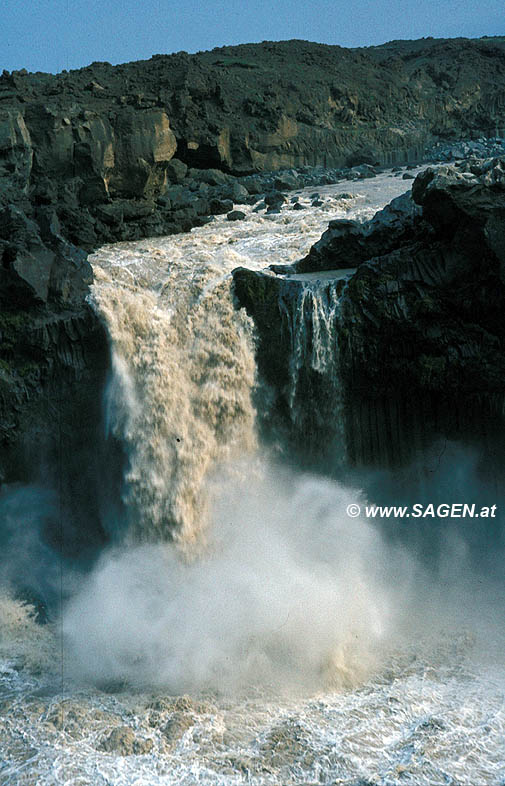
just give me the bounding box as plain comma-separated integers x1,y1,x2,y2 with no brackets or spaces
0,178,110,550
1,37,505,252
233,158,505,467
297,191,423,273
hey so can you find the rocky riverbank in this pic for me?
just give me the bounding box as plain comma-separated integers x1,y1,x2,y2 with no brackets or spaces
2,35,505,253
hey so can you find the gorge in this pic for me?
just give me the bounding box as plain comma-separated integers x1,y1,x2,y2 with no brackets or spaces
1,36,505,786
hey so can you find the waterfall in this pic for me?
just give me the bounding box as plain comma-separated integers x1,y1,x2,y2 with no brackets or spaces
89,248,258,548
72,245,392,696
278,278,345,459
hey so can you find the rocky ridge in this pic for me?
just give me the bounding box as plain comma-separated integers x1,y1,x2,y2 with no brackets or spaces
2,36,505,254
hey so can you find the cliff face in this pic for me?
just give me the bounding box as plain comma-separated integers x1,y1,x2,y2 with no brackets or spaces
0,304,111,551
1,37,505,250
2,36,505,518
0,163,110,548
233,158,505,467
4,38,505,174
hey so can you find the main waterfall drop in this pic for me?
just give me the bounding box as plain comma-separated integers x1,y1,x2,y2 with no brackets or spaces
91,252,351,548
72,198,396,694
88,181,378,543
90,245,258,546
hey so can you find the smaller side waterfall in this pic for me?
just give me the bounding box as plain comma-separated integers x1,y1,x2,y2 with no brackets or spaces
278,278,345,461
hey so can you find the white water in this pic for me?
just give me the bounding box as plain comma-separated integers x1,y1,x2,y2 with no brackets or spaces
2,167,505,785
278,278,343,427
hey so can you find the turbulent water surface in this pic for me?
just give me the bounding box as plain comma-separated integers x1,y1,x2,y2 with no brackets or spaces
1,169,505,785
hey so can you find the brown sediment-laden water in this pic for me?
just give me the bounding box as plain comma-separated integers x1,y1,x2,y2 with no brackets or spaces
1,169,504,786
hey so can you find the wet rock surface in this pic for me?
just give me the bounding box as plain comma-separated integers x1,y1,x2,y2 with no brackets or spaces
297,191,423,273
340,158,505,398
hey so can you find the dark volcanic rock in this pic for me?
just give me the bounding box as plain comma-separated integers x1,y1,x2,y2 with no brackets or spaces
165,158,188,183
274,173,300,190
338,160,505,463
1,36,505,518
1,36,504,250
0,191,109,554
0,299,111,551
298,191,424,273
210,197,234,215
265,191,287,207
233,158,505,466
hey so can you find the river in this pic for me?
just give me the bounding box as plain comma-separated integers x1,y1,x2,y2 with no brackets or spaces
1,168,504,785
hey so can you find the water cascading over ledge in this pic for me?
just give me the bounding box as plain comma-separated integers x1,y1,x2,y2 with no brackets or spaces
233,269,348,468
233,265,505,473
89,247,258,546
233,159,505,473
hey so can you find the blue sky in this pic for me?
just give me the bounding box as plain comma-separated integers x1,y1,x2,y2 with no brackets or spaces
4,0,505,74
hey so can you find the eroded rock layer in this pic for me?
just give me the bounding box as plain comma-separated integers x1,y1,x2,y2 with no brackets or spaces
2,37,505,252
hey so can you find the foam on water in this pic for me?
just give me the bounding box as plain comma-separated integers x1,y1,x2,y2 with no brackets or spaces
90,171,418,546
1,616,504,785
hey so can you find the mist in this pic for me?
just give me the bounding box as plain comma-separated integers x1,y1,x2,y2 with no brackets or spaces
62,461,402,694
57,439,505,697
0,485,62,617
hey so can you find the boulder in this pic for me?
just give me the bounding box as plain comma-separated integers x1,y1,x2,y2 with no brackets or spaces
265,191,286,206
164,186,196,210
193,197,210,215
209,198,233,215
165,158,188,184
227,210,246,221
298,191,423,272
231,182,249,203
238,175,264,195
189,168,233,186
274,173,299,190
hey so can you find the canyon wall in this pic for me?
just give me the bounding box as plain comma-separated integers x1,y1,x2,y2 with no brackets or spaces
2,36,505,523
